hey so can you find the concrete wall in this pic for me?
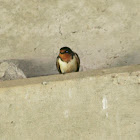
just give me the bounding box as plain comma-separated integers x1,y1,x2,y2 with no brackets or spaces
0,1,139,139
0,0,140,77
0,65,140,140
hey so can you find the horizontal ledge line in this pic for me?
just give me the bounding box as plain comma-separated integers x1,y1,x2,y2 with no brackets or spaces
0,64,140,88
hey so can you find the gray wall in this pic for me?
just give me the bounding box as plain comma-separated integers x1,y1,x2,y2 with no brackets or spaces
0,0,140,77
0,65,139,140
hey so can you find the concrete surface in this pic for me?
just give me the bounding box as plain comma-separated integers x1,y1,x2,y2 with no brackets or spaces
0,61,26,81
0,0,140,78
0,65,140,140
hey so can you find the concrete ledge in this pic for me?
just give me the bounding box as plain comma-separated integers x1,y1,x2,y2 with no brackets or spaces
0,65,140,140
0,64,140,88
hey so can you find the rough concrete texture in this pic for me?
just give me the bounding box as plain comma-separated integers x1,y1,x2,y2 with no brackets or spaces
0,0,140,78
0,61,26,81
0,65,140,140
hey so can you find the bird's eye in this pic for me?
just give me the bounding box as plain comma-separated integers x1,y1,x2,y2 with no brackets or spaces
65,50,68,53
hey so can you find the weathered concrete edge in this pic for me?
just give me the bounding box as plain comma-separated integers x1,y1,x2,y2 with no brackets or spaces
0,64,140,89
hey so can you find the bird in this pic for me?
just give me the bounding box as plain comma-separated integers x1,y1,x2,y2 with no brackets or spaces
56,47,80,74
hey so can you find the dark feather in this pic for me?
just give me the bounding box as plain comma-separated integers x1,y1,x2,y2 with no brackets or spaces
56,56,62,73
74,53,80,72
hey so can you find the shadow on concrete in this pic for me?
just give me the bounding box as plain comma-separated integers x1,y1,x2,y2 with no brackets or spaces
1,58,58,78
1,49,139,79
109,50,140,68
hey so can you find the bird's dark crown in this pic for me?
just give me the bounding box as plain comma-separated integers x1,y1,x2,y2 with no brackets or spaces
60,46,73,54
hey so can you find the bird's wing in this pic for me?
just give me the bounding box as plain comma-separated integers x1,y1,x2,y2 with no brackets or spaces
56,56,62,73
75,53,80,72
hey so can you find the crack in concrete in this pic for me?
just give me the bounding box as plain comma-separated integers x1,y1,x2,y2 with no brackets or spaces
59,25,62,36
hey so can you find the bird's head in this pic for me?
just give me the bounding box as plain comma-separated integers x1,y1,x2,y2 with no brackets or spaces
59,47,73,62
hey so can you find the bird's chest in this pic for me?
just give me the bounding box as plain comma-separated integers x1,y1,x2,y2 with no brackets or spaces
58,57,77,73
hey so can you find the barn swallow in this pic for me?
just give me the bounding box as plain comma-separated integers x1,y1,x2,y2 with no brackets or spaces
56,47,80,74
